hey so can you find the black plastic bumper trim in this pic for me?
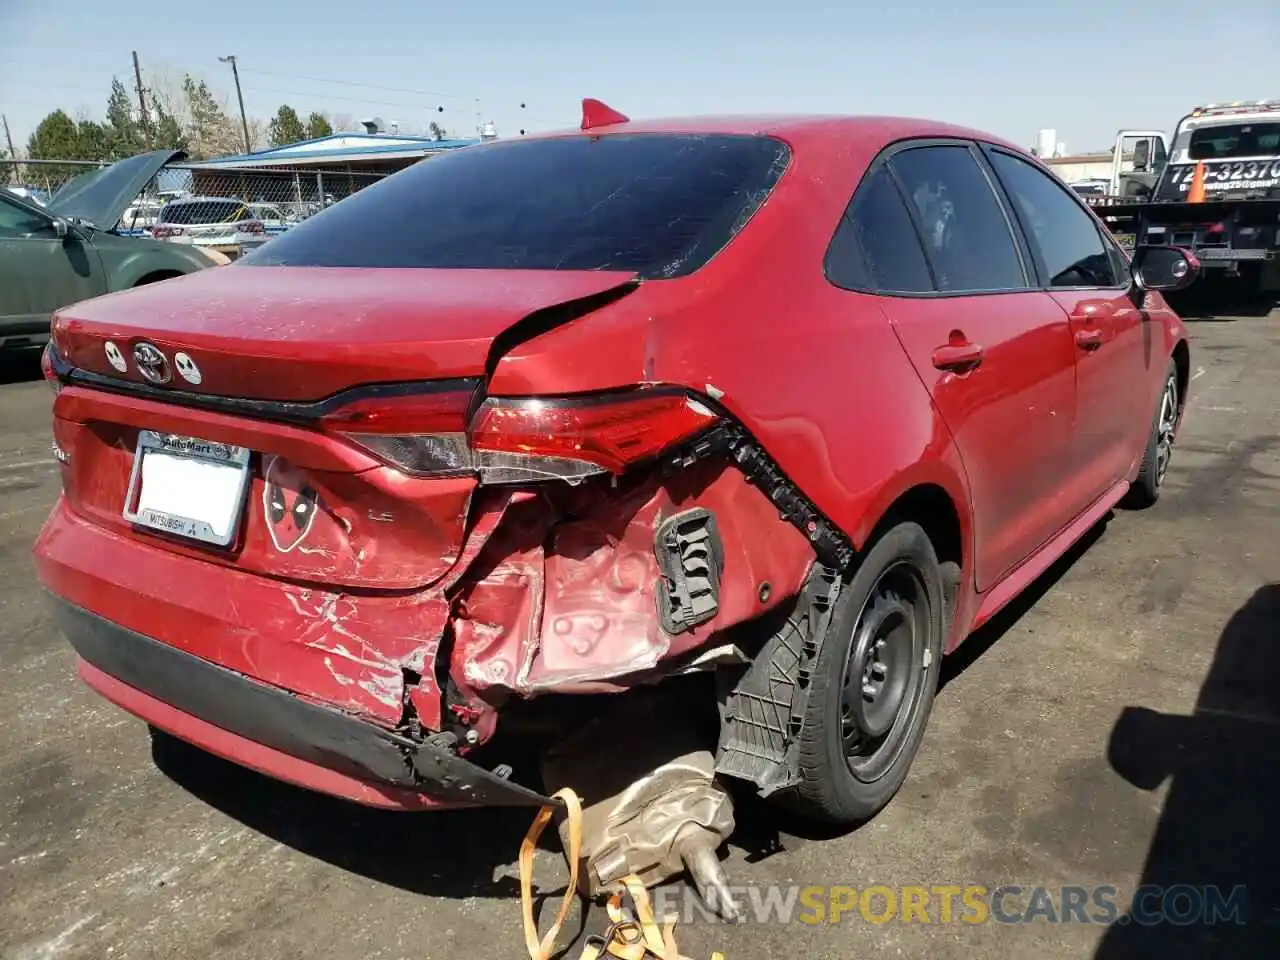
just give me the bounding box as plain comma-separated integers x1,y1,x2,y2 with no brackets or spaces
50,598,552,807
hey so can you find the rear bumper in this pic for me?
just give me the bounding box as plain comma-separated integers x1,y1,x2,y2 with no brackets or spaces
52,596,553,811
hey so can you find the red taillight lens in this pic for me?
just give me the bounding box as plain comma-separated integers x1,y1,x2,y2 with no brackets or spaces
317,385,719,482
468,390,719,475
243,220,265,235
318,385,477,477
320,387,475,435
151,225,183,238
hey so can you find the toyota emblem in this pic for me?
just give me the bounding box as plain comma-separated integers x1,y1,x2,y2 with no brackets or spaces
133,342,172,385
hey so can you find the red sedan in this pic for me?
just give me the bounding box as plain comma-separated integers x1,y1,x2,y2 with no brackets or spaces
34,103,1195,825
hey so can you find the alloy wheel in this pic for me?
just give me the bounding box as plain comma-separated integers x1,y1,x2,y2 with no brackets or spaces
1155,374,1178,487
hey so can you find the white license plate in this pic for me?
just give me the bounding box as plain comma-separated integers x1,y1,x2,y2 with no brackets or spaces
123,431,251,547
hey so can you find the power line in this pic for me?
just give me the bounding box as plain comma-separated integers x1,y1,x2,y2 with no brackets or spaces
239,67,465,103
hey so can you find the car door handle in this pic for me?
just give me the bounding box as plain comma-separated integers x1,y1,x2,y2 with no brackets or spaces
931,341,984,373
1075,329,1103,351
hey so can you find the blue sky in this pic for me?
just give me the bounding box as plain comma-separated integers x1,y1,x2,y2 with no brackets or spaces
2,0,1277,155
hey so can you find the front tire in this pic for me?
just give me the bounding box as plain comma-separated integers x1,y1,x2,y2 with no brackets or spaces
789,522,945,826
1123,361,1179,509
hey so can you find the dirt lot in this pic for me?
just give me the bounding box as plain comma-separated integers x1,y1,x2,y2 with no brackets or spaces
3,301,1280,959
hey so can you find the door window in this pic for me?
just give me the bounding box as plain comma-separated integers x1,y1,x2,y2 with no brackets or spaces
826,165,934,294
889,145,1028,293
988,150,1120,288
0,195,53,238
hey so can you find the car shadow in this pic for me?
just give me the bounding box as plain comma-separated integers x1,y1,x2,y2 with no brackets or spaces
148,727,565,902
0,347,44,386
940,515,1110,690
1166,287,1277,321
1095,584,1280,957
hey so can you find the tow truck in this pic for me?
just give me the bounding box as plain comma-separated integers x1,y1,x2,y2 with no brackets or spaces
1087,100,1280,295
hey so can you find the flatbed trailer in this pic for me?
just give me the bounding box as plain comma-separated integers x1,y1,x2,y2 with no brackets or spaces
1087,102,1280,293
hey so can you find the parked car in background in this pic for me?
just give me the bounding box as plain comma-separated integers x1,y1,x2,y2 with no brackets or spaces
118,197,168,237
1,150,214,351
36,108,1197,833
248,202,294,235
151,197,269,260
1070,179,1111,198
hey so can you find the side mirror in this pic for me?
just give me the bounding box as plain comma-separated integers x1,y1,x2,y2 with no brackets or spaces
1132,138,1152,171
51,217,69,239
1131,244,1200,292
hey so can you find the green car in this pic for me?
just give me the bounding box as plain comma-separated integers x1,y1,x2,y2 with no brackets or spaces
1,150,215,351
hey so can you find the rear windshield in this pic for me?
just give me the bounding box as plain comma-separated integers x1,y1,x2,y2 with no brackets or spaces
241,133,791,277
1188,121,1280,160
160,200,251,224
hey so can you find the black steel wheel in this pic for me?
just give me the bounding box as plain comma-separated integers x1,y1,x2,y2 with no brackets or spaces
789,521,946,825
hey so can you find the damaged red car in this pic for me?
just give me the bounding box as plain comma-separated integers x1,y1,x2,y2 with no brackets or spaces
35,105,1197,836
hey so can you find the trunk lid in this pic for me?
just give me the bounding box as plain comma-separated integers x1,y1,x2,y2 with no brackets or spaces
51,265,638,400
50,265,638,591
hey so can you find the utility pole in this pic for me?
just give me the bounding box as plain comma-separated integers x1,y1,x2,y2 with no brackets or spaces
219,55,252,154
132,50,151,147
1,114,17,183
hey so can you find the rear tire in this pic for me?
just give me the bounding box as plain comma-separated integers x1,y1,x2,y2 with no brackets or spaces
1123,361,1179,509
787,521,945,826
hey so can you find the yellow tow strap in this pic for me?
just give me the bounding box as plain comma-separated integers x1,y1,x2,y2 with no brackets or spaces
519,788,725,960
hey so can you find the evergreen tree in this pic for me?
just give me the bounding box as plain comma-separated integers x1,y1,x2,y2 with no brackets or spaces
268,105,307,147
305,111,333,140
104,78,143,157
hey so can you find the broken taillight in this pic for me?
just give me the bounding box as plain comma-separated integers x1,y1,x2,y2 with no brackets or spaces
318,383,478,478
469,390,719,478
319,384,719,484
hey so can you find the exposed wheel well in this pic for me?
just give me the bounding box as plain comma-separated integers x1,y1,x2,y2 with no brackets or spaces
876,484,963,571
133,270,185,287
1172,339,1190,412
871,483,964,638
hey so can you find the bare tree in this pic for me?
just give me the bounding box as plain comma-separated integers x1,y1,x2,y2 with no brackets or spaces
147,67,252,159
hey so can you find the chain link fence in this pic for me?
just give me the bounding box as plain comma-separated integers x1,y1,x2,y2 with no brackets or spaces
3,157,392,236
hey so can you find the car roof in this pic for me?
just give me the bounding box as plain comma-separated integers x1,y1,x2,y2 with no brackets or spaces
522,113,1025,154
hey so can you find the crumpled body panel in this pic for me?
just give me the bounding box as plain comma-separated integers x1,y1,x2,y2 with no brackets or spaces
447,458,814,702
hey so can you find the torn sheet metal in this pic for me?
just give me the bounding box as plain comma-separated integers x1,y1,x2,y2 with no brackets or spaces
449,459,813,699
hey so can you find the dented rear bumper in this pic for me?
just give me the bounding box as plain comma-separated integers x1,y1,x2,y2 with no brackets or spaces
51,597,554,809
35,413,829,807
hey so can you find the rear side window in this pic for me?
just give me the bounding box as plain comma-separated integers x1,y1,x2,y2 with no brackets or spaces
243,134,791,277
989,150,1118,288
826,166,934,293
161,200,250,224
889,145,1028,293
